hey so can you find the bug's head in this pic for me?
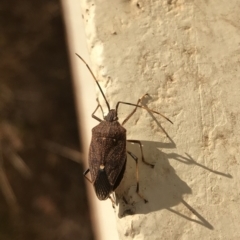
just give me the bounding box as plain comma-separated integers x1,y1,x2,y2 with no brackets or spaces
104,109,118,122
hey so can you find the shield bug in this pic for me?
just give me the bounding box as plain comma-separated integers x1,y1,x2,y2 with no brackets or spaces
76,54,173,203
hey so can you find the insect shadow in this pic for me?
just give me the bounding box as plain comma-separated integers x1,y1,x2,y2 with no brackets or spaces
115,140,215,229
116,138,232,230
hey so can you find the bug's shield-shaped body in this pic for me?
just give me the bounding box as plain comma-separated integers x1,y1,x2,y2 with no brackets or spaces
89,120,127,200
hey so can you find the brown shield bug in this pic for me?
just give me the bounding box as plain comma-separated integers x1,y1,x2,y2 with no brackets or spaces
76,54,173,203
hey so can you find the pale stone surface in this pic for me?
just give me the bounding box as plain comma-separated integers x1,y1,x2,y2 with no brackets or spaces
79,0,240,239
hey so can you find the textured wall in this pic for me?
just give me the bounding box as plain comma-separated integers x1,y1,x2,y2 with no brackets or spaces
79,0,240,239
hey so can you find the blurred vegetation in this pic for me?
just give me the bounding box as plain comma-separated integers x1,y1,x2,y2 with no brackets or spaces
0,1,93,239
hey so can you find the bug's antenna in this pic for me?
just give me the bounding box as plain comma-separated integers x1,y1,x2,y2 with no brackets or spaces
75,53,111,112
116,101,173,124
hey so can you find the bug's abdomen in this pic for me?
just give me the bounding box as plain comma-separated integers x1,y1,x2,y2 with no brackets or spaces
89,121,127,200
94,167,112,200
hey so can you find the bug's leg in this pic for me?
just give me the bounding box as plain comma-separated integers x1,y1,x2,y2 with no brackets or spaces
122,196,128,204
96,98,105,119
108,195,115,208
83,169,92,183
127,140,154,168
116,93,173,125
92,99,103,122
122,93,148,126
127,151,148,203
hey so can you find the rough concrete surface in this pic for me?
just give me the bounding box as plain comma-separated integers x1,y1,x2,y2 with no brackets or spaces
80,0,240,239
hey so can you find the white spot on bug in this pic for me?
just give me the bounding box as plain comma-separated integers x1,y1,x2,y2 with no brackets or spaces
100,164,105,170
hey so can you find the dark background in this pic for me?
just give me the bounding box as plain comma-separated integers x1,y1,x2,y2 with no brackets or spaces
0,1,93,239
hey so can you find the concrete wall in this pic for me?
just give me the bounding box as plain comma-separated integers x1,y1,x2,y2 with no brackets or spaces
65,0,240,239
